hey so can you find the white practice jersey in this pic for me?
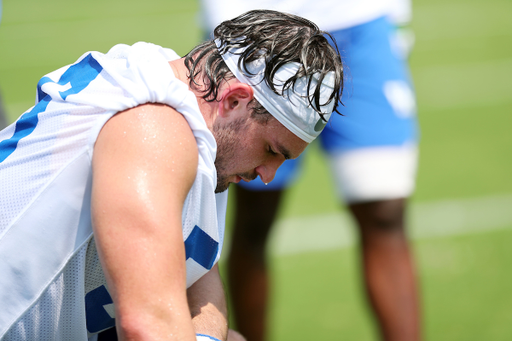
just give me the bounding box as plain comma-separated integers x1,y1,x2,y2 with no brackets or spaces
0,42,228,340
200,0,412,33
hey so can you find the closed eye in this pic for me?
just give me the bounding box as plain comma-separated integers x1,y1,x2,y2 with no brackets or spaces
269,143,292,160
268,146,278,156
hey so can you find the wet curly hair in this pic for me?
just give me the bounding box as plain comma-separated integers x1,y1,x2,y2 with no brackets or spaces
184,9,344,122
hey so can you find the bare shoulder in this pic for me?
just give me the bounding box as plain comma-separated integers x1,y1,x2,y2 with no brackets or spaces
96,103,198,160
93,103,199,208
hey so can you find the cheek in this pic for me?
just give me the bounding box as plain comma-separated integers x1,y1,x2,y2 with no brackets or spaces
231,124,271,171
236,142,267,170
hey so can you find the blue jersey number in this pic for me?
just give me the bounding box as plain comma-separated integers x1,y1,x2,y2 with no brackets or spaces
85,285,116,334
85,225,219,335
185,225,219,270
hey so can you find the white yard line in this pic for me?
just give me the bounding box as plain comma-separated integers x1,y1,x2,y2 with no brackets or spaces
267,193,512,256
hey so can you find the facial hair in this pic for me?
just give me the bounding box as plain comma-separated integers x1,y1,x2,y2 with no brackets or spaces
212,116,248,193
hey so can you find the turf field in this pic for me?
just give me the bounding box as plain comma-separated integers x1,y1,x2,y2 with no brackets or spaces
1,0,511,339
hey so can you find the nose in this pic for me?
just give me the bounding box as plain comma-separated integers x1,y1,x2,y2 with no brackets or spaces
255,158,285,184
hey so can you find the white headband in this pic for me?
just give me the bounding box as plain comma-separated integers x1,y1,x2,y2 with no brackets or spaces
216,39,336,143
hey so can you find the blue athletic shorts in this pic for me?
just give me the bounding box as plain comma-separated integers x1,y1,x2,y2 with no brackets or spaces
239,16,419,192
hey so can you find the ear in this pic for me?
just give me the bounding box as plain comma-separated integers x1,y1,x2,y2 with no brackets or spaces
218,83,254,118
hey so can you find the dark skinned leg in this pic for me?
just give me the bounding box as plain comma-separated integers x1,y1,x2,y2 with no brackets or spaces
349,198,421,341
227,184,284,341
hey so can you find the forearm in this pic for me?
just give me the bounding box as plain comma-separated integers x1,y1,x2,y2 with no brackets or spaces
92,197,196,340
187,265,229,341
94,215,197,341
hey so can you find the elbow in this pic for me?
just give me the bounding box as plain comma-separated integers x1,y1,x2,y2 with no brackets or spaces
114,313,150,340
113,307,194,340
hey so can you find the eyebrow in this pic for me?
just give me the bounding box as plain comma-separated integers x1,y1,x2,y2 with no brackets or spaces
275,142,292,160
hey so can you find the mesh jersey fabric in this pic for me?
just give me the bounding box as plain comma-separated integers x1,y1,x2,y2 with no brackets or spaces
0,42,227,340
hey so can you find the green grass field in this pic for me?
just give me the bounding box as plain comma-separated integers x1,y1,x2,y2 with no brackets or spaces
1,0,511,339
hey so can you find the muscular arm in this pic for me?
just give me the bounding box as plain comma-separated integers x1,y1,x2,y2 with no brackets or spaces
188,265,248,341
92,103,198,340
187,264,228,340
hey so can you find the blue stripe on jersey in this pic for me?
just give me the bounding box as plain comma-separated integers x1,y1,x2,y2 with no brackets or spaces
0,97,51,163
185,225,219,270
57,54,103,100
0,53,103,163
196,334,222,341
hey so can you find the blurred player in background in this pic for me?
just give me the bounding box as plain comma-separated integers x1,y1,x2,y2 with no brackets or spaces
200,0,421,340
